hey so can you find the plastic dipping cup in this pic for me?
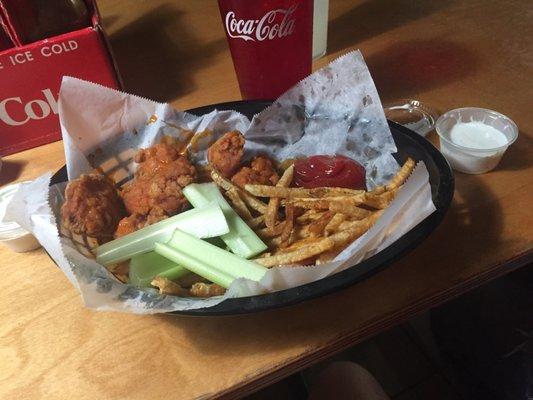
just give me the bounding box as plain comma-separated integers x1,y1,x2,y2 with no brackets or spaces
435,107,518,174
0,182,41,253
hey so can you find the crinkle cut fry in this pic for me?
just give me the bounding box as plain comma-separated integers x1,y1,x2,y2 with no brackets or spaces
265,164,294,228
386,158,415,190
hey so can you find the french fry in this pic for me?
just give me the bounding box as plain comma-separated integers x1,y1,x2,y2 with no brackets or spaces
324,213,347,236
254,237,335,267
245,184,364,199
275,237,324,253
211,169,268,213
268,230,307,248
258,222,286,238
308,211,334,237
328,203,372,219
386,158,415,190
296,209,327,224
225,188,252,219
240,190,269,214
279,204,295,247
246,215,265,229
316,246,345,264
329,211,383,247
151,276,184,296
363,189,398,209
189,282,226,297
265,165,294,228
369,185,386,195
288,196,365,210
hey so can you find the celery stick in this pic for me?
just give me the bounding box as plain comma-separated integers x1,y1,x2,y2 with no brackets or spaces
183,183,267,258
167,229,267,282
155,243,235,288
129,251,188,287
96,202,228,266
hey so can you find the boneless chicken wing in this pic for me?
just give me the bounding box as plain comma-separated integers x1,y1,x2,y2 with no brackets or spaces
231,156,279,188
60,174,125,238
207,131,245,177
114,208,168,238
121,143,197,216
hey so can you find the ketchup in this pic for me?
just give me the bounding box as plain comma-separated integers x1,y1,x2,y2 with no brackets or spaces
293,155,366,189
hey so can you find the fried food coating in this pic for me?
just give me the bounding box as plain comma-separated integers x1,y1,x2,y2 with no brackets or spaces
114,208,168,238
190,282,226,297
121,143,197,216
207,131,245,178
61,174,125,238
231,156,279,189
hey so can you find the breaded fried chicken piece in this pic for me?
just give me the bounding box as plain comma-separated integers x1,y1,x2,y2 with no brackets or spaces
207,131,245,178
114,208,168,238
61,174,125,238
121,143,196,216
231,156,279,189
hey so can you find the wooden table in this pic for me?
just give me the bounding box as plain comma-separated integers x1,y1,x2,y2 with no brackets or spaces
1,1,532,399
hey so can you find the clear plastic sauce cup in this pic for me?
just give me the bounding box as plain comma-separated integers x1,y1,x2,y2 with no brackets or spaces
435,107,518,174
0,182,41,253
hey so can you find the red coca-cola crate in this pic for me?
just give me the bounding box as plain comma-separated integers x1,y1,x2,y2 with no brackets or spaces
0,0,121,156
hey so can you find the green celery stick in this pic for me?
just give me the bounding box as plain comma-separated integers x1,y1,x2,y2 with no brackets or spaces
183,183,267,258
96,202,228,266
155,243,235,288
166,229,267,283
129,251,188,287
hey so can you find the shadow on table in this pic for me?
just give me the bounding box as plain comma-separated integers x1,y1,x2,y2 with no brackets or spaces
155,173,512,359
398,172,512,291
497,131,532,172
107,4,226,102
328,0,451,54
0,160,27,186
366,39,480,101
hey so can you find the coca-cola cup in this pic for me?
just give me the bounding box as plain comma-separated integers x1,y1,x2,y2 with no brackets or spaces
218,0,313,100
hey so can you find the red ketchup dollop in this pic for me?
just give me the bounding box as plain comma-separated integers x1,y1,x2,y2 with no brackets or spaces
293,155,366,189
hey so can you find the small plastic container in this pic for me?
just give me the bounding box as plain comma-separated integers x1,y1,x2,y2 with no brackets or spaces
0,182,41,253
383,99,438,137
435,107,518,174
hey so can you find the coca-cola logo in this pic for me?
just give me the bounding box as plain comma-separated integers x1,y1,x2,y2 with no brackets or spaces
0,89,58,127
225,4,297,42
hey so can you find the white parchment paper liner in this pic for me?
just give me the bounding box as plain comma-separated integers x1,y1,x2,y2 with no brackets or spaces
7,51,436,314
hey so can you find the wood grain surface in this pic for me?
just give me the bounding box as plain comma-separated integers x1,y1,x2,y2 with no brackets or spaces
1,1,532,399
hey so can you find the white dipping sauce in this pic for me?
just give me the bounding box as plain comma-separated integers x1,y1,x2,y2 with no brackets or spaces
449,121,508,149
